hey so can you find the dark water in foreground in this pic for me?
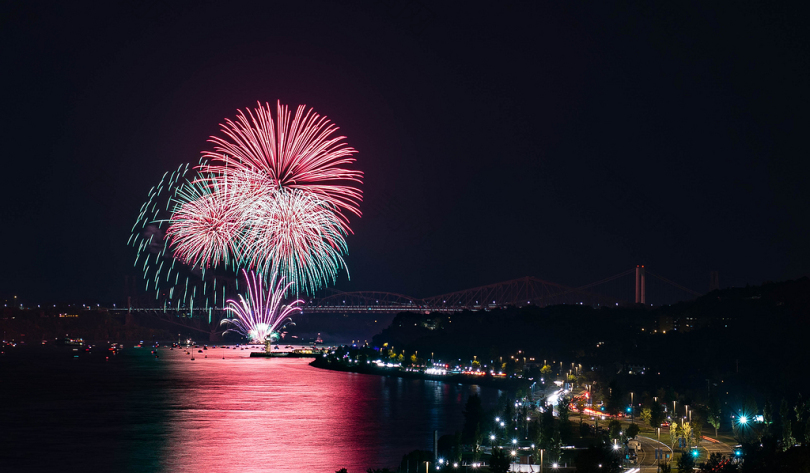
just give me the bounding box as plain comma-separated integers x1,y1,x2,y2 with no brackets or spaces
2,345,502,472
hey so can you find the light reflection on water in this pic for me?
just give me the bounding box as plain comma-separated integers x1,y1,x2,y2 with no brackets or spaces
4,346,502,472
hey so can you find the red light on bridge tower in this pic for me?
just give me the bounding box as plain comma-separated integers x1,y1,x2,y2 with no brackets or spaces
635,265,646,304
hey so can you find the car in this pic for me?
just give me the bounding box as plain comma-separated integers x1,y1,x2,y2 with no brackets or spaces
628,439,642,453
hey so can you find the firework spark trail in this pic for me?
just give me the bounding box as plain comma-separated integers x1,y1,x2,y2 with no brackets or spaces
220,270,303,343
202,101,363,228
129,162,228,308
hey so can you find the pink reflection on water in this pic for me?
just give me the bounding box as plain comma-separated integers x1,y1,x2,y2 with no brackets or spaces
159,347,494,472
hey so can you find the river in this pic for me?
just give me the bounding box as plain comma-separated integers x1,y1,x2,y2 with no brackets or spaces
2,344,504,472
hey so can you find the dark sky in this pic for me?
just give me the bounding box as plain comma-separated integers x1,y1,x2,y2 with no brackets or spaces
2,1,809,304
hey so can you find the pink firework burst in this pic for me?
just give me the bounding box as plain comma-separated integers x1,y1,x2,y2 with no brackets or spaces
241,188,348,295
165,177,246,268
220,270,303,344
203,101,363,229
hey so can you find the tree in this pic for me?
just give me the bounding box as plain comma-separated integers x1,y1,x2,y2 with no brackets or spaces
804,421,810,447
336,469,348,473
640,407,652,425
691,411,704,446
605,380,623,416
579,421,590,438
503,398,515,433
680,421,693,449
608,419,622,440
650,401,665,430
558,395,571,424
676,451,695,471
669,421,679,450
795,394,807,423
452,431,463,463
626,423,640,439
462,394,484,444
763,399,774,438
472,424,483,462
398,450,433,473
489,447,511,473
548,423,563,465
529,418,543,446
781,399,796,450
707,411,721,438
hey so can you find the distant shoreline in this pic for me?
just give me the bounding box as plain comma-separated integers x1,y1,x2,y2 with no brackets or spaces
309,357,530,391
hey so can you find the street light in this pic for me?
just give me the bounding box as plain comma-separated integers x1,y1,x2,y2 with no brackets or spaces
630,392,634,424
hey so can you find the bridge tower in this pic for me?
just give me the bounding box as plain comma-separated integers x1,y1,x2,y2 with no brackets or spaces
635,265,646,304
709,271,719,291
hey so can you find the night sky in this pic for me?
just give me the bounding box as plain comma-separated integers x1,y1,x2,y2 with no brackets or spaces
3,1,808,304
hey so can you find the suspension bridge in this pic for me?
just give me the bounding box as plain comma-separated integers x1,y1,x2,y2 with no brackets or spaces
114,266,703,318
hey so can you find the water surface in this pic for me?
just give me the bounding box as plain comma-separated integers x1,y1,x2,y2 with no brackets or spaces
2,345,502,472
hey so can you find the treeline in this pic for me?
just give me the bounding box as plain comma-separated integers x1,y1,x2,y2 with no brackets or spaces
371,277,810,400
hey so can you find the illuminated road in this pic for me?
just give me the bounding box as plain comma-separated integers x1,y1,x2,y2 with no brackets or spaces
635,435,672,471
700,435,734,459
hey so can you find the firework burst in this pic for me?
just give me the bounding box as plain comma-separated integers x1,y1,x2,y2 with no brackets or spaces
130,101,361,306
203,101,363,227
165,176,245,269
242,188,348,295
220,270,303,343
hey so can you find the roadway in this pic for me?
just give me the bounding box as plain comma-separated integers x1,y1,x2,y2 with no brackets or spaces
634,435,672,472
700,435,734,459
